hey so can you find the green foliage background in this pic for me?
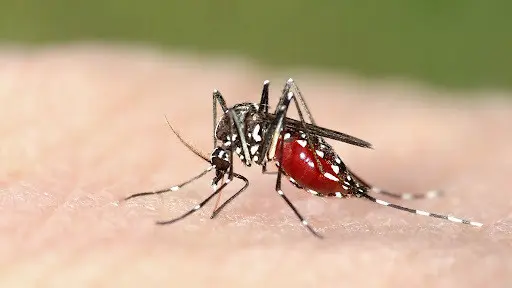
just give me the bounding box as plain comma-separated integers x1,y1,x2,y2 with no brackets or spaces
1,0,510,91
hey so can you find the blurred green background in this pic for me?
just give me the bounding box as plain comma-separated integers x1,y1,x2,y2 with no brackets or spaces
0,0,510,91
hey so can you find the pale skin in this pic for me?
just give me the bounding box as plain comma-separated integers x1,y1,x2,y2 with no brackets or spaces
1,46,511,287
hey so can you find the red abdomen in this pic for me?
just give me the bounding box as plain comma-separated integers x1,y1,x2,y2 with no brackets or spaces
274,131,348,196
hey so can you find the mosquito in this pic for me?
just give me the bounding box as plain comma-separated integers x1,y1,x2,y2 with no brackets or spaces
124,78,483,238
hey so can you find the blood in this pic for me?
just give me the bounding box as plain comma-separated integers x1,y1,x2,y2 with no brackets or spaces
274,131,346,195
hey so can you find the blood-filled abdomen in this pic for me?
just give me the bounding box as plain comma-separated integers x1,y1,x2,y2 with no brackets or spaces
273,131,347,196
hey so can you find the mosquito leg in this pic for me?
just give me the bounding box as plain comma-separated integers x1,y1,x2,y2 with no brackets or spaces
264,89,329,183
261,107,322,238
275,133,323,238
370,187,441,200
275,185,323,238
244,79,373,169
258,80,270,114
213,89,251,165
258,80,287,164
284,79,340,176
288,83,327,175
213,89,230,149
210,173,250,219
156,179,231,225
211,110,239,214
359,193,483,227
232,111,253,167
287,78,317,125
211,176,225,215
259,79,315,164
263,89,293,161
281,79,323,163
226,110,239,180
123,166,214,201
262,162,278,175
214,90,252,167
264,79,327,175
349,169,442,200
278,79,373,150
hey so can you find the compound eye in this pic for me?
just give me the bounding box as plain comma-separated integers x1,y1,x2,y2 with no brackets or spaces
212,157,230,172
210,147,231,171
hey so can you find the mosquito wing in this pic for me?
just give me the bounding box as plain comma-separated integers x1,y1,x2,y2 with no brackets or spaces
264,113,373,149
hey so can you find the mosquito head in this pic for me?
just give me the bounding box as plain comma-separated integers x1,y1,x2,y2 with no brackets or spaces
210,147,230,172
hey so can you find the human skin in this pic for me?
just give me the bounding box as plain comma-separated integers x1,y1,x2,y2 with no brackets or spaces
0,45,511,287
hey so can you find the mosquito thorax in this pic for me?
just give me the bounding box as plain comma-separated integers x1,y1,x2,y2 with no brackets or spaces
215,102,268,166
215,102,258,141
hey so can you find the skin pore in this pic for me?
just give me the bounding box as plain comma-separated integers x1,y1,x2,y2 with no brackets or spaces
0,45,511,287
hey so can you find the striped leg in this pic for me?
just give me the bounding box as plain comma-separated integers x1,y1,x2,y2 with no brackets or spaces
370,187,441,200
349,169,442,200
124,166,214,201
275,130,323,238
209,173,250,219
156,177,232,225
261,161,278,175
123,116,214,201
360,193,483,227
276,173,323,238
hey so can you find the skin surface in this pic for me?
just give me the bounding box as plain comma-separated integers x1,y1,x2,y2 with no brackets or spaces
1,45,511,287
